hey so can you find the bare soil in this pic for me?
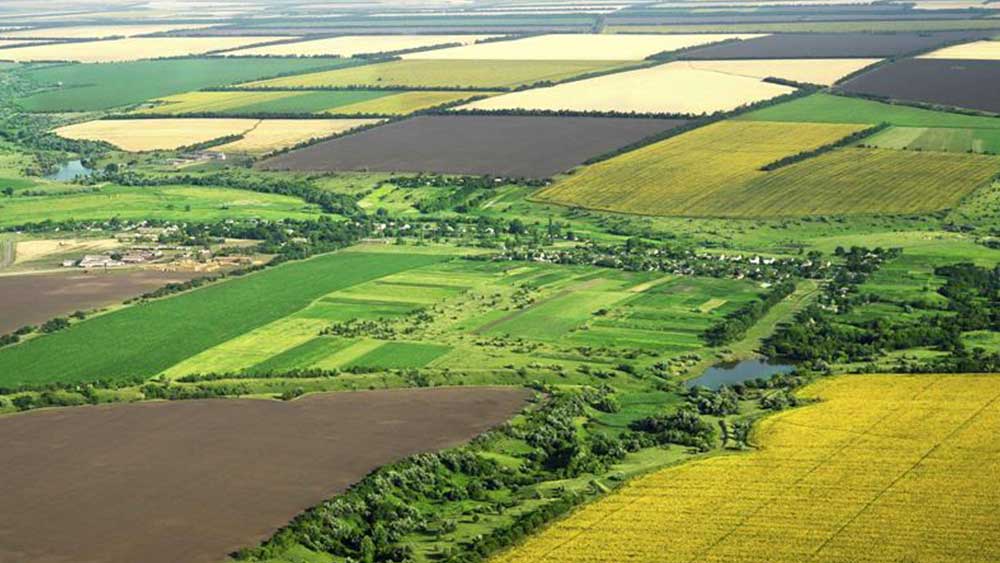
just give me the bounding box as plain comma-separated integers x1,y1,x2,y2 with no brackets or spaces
0,269,206,333
259,115,688,179
837,58,1000,114
678,31,995,59
0,387,529,563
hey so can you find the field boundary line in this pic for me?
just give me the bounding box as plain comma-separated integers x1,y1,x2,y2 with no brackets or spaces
808,385,1000,560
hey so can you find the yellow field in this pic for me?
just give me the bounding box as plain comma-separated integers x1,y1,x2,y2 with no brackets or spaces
919,40,1000,60
0,24,216,38
404,33,764,61
494,374,1000,563
458,61,795,114
243,59,630,89
55,118,260,151
226,34,497,57
534,121,865,216
217,118,381,153
330,91,494,115
136,91,302,115
0,36,287,62
683,58,882,86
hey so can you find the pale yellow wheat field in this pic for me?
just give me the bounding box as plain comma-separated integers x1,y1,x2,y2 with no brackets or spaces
0,36,288,62
405,33,765,60
0,24,217,39
458,61,796,114
217,119,381,153
919,39,1000,60
683,58,881,86
227,34,498,57
55,118,260,151
494,374,1000,563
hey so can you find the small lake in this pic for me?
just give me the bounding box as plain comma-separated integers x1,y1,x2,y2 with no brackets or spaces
45,160,93,182
685,358,795,390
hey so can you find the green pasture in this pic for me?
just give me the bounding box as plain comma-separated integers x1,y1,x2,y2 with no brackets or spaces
863,126,1000,154
0,250,451,386
346,341,452,370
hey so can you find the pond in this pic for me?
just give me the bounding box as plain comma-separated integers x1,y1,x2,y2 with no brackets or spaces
45,159,93,182
685,358,795,390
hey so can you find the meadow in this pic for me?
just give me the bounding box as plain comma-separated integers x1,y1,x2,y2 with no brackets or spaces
493,374,1000,563
459,61,795,114
17,57,360,111
0,184,321,227
0,251,450,386
243,59,630,89
0,36,289,63
534,120,866,217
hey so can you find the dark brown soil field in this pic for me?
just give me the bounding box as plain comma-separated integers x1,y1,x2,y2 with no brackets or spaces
837,58,1000,114
259,115,688,178
0,387,529,563
678,31,995,59
0,269,201,334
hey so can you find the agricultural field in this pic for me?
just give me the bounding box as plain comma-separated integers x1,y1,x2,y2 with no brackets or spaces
225,34,498,56
493,374,1000,563
138,89,487,116
837,58,1000,114
0,36,290,63
242,59,631,89
920,39,1000,60
680,58,881,86
607,19,1000,32
16,57,359,111
404,33,765,60
260,115,688,177
0,184,321,228
458,61,795,114
677,30,996,59
534,120,869,216
0,387,528,563
215,119,382,153
0,23,217,38
863,126,1000,154
55,118,261,151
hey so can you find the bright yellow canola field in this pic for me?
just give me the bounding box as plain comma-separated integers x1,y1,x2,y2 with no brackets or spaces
459,61,796,114
495,374,1000,563
244,59,629,89
0,36,287,63
535,121,864,216
227,34,496,57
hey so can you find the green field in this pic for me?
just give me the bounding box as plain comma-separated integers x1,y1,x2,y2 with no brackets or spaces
0,185,321,227
243,59,631,90
740,93,1000,129
16,58,363,111
346,341,452,369
0,250,450,386
863,126,1000,154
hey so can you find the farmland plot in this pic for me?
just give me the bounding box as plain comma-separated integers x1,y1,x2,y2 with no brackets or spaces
259,115,688,178
404,33,764,60
0,387,528,563
837,58,1000,114
863,126,1000,154
0,36,289,63
242,59,630,89
55,118,260,151
226,34,497,57
458,61,795,114
682,58,881,86
493,374,1000,563
677,30,995,58
534,120,866,216
920,39,1000,60
0,23,217,38
215,119,381,154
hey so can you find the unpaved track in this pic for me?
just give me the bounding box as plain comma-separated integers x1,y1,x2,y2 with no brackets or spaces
0,387,529,563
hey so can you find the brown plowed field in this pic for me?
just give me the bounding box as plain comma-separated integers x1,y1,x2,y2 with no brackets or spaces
837,58,1000,114
0,269,202,334
678,31,995,59
0,387,529,563
259,115,687,178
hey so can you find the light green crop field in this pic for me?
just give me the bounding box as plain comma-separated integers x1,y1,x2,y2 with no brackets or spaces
863,126,1000,154
242,59,631,89
346,341,452,369
0,185,321,227
0,250,450,386
534,120,868,218
16,58,363,111
739,93,1000,129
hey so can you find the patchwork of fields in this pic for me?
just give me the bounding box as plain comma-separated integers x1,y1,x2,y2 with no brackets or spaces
493,374,1000,563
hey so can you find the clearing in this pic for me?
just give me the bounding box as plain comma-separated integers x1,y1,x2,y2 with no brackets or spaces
458,61,795,114
0,387,528,563
493,374,1000,563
